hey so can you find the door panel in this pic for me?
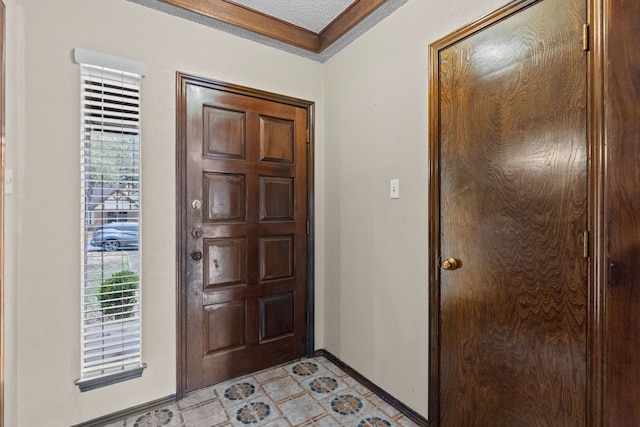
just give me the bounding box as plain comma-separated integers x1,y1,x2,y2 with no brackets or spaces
180,78,310,392
431,0,588,425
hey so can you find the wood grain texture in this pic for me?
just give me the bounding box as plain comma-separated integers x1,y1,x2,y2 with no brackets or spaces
160,0,319,51
160,0,390,54
318,0,390,51
587,1,606,425
176,75,314,395
431,0,588,425
186,86,307,390
603,0,640,424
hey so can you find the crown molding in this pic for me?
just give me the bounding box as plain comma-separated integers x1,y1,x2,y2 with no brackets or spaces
159,0,390,54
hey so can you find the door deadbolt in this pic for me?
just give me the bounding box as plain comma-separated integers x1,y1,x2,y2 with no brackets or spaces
191,199,202,209
191,251,203,261
191,228,203,238
441,258,459,271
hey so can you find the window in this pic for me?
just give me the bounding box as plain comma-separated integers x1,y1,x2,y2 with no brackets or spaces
74,49,146,391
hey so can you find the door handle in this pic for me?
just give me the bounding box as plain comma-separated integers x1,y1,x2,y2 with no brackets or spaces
191,251,203,261
441,257,459,271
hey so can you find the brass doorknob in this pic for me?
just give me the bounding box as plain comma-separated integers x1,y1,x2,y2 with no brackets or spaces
441,258,458,270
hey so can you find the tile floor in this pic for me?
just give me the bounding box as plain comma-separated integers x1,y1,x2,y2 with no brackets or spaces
105,356,421,427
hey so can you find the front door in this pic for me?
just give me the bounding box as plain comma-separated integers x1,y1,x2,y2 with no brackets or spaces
178,75,311,392
430,0,588,425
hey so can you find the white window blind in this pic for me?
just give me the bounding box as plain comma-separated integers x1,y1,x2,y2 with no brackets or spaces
77,63,144,391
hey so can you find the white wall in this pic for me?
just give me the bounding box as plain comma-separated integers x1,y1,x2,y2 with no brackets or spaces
322,0,507,416
4,0,23,426
8,0,324,425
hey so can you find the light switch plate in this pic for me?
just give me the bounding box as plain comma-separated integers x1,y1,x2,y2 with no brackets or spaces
390,179,399,199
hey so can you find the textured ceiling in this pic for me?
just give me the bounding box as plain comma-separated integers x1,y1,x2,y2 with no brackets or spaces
128,0,409,62
232,0,356,33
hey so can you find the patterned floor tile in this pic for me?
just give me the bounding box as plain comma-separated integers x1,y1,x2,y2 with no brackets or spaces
317,390,373,426
321,364,349,379
178,387,218,410
393,416,422,427
309,414,342,427
254,367,289,384
215,378,266,412
225,395,281,427
104,357,424,427
303,375,348,400
125,406,182,427
353,408,399,427
365,395,401,419
276,394,325,426
342,377,374,398
261,375,306,402
181,399,228,426
261,417,302,427
288,361,326,378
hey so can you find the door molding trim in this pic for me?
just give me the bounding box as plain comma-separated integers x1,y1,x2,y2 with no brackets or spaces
175,73,315,399
427,0,566,424
587,0,605,425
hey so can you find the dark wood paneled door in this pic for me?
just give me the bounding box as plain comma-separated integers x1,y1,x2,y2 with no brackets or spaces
178,76,310,392
430,0,588,425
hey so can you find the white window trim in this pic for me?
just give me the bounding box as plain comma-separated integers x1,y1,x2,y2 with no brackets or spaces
75,50,146,391
73,47,147,76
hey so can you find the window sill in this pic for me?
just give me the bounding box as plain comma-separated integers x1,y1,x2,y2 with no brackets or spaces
76,364,146,392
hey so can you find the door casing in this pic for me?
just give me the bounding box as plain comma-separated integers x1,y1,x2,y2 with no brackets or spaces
175,73,315,399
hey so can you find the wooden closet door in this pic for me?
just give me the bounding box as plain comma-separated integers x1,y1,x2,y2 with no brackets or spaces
430,0,588,425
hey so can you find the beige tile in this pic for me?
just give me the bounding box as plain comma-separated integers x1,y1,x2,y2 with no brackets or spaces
343,377,374,397
262,416,296,427
179,387,217,409
181,400,228,426
277,395,326,426
393,415,422,427
254,366,289,383
310,414,342,427
262,375,306,402
365,395,401,419
323,365,348,379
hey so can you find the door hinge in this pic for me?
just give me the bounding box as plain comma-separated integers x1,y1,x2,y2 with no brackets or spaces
306,219,310,235
583,24,589,51
583,230,589,258
306,129,310,143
